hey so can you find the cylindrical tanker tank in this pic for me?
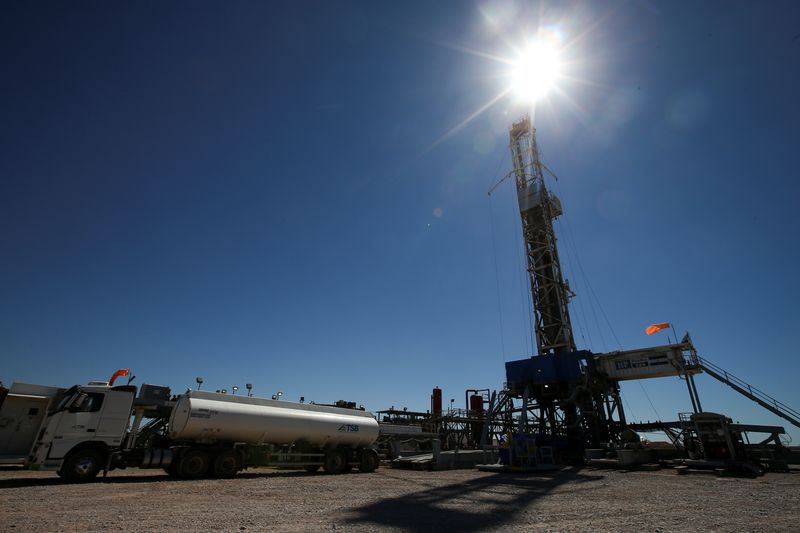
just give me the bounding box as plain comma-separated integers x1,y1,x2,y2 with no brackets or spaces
169,391,379,448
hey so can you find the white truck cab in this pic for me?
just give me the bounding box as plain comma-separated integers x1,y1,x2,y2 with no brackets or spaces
30,382,137,480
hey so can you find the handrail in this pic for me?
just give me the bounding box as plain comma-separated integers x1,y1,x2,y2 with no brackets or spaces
697,355,800,429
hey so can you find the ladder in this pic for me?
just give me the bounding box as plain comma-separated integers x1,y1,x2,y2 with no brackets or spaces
678,412,703,456
697,356,800,429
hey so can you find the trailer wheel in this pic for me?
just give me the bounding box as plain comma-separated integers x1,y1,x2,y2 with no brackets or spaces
61,448,103,483
212,451,241,478
323,449,347,474
359,449,379,473
178,449,210,479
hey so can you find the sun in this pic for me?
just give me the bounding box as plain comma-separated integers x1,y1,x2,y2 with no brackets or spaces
511,41,563,103
427,27,574,148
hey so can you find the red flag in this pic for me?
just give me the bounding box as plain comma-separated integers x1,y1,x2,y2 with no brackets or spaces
109,369,129,386
645,323,670,336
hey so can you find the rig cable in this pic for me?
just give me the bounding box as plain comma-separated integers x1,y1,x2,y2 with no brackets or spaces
554,216,592,350
622,391,638,423
488,194,507,362
543,157,663,422
508,178,535,356
637,381,662,421
553,186,609,351
487,147,511,361
556,210,663,419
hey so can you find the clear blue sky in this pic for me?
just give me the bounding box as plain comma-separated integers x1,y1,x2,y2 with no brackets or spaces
2,2,799,442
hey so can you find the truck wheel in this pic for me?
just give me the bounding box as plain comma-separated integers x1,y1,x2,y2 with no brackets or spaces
359,449,379,473
62,449,103,483
304,465,320,473
212,451,241,478
323,449,347,474
178,449,210,479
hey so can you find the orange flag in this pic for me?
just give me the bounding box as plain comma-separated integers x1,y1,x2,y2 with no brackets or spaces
109,368,130,386
645,323,670,336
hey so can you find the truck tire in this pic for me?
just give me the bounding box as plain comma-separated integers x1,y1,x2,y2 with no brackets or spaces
323,449,347,474
212,450,241,478
359,449,379,473
178,449,210,479
61,448,103,483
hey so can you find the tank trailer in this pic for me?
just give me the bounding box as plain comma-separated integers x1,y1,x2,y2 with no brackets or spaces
1,376,380,482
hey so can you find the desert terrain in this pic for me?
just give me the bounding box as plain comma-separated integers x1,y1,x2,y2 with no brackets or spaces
1,466,798,532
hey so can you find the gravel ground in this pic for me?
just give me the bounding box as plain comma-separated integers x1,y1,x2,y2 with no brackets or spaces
0,465,798,532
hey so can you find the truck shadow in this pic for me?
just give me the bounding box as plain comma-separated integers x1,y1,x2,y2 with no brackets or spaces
345,468,603,532
0,475,177,488
0,469,328,488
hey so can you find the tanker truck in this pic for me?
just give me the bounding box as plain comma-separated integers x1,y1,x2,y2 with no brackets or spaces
5,376,380,483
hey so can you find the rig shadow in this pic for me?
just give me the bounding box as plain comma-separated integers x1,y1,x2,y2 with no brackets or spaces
345,467,603,532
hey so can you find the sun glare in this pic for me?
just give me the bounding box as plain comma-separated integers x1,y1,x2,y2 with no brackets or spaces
428,26,574,149
511,42,563,103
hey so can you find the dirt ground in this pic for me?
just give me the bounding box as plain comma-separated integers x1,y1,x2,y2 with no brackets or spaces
0,465,798,532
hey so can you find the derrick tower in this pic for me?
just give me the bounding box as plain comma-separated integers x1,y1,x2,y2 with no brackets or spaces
503,115,623,456
509,116,574,356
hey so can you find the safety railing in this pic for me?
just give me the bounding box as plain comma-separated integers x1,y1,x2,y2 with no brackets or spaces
697,355,800,429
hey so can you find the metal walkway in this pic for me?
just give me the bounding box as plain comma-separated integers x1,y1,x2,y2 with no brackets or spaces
697,356,800,429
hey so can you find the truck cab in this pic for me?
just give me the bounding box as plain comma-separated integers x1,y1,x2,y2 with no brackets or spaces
30,382,137,481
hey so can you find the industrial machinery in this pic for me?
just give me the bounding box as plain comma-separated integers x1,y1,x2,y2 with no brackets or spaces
0,374,380,482
486,115,630,461
375,387,489,458
482,115,798,472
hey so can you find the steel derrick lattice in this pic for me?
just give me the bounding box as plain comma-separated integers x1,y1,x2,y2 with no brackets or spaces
509,116,575,356
494,115,626,455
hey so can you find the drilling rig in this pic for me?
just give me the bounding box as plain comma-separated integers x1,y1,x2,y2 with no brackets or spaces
498,115,628,460
484,115,798,470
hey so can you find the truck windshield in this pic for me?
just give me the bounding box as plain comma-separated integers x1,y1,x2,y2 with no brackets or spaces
52,386,80,413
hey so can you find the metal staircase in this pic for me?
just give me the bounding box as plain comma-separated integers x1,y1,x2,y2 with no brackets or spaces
697,356,800,429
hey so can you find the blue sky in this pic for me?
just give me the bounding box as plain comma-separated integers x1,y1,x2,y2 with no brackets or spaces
2,2,799,442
